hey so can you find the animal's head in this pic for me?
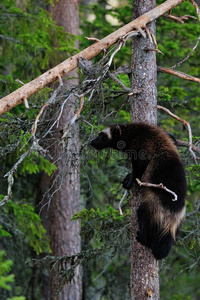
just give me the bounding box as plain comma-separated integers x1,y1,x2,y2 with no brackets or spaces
90,125,123,150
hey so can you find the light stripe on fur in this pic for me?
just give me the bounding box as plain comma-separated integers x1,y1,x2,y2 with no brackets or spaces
102,128,112,139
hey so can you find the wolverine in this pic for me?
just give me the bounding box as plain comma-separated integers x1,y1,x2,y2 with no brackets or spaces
90,123,187,260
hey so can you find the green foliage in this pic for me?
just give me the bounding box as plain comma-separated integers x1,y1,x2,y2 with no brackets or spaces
3,200,50,255
186,163,200,189
0,225,12,238
71,205,131,299
171,296,192,300
20,152,57,176
0,251,25,299
0,251,14,291
72,204,130,223
157,0,200,127
0,0,76,95
8,298,25,300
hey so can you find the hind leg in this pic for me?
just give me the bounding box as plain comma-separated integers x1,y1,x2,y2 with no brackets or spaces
136,204,152,248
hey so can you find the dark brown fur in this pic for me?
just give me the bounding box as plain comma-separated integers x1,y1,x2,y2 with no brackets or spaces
90,123,187,259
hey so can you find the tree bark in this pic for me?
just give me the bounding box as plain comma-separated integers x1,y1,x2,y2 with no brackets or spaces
48,1,82,300
130,0,159,299
0,0,186,115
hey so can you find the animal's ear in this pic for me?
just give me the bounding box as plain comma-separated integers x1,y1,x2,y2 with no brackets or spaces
111,125,122,136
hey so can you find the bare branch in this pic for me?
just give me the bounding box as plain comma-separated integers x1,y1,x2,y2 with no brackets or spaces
62,95,84,139
143,25,153,43
0,0,188,115
143,26,163,54
112,66,131,75
15,79,30,109
136,178,178,201
186,197,200,217
0,139,46,206
85,37,100,42
116,64,200,84
190,0,200,21
15,79,25,85
164,13,196,23
158,66,200,83
32,77,63,138
144,46,163,54
171,35,200,69
42,93,73,139
148,31,163,54
108,72,131,92
119,190,128,215
177,140,200,157
23,98,30,109
105,41,124,68
157,105,198,163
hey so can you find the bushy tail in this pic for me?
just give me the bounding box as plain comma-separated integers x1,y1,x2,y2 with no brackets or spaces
136,203,176,260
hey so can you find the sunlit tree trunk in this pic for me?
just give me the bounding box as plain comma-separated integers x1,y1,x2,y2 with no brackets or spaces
48,1,82,299
130,0,159,299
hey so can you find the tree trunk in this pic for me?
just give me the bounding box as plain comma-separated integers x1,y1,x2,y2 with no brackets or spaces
48,1,82,299
130,0,159,299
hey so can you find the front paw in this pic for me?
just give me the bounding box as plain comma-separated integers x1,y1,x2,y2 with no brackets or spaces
122,173,134,190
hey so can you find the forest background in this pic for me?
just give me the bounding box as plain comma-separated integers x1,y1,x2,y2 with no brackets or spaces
0,0,200,299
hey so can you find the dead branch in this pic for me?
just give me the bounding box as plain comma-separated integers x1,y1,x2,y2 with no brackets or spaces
157,66,200,83
143,23,162,54
32,77,63,138
42,93,74,139
85,37,100,42
171,35,200,69
157,105,198,163
143,25,153,43
164,13,196,23
177,139,200,157
108,72,131,92
15,79,25,85
148,31,163,54
0,0,188,115
144,47,163,54
136,178,178,201
23,98,30,109
15,79,30,109
190,0,200,21
119,190,128,215
112,66,131,75
62,95,84,139
0,139,46,206
186,197,200,217
112,65,200,84
105,41,124,68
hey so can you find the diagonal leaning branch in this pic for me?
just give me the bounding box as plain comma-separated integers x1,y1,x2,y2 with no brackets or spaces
0,0,186,115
